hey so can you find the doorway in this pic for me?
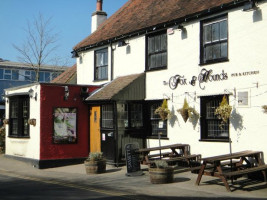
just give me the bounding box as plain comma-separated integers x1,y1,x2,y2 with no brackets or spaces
90,106,101,152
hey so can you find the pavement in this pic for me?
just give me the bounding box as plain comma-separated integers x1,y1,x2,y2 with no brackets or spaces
0,154,267,199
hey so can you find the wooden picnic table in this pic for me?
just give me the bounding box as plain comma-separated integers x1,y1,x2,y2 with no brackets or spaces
136,143,190,165
195,150,267,192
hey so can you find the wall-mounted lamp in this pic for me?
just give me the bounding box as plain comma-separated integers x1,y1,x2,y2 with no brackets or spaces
80,87,89,100
64,86,69,100
178,24,186,31
28,89,37,101
118,40,128,47
243,1,258,11
28,118,36,126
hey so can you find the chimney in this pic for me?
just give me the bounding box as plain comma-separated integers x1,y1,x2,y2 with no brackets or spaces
91,0,107,33
96,0,102,11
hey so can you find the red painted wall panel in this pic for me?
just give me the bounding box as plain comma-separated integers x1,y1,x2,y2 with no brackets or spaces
39,84,99,160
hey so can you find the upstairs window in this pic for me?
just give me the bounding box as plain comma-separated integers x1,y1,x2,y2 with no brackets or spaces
146,31,167,71
201,15,228,64
4,69,11,80
0,69,3,79
12,70,19,80
9,96,30,138
95,48,108,80
39,72,51,82
25,71,31,81
200,95,229,141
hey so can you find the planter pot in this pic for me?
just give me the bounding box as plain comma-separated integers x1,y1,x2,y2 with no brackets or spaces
84,160,106,174
149,167,174,184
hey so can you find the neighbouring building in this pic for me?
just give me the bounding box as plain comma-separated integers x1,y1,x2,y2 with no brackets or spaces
0,60,67,125
4,83,99,168
5,0,267,167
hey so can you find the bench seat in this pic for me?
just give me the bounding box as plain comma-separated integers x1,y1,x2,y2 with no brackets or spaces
221,164,267,179
164,154,201,162
148,152,173,158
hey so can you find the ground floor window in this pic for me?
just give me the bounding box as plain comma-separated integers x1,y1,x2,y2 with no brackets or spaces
9,96,29,137
116,102,143,129
101,104,114,129
200,95,229,140
149,101,167,138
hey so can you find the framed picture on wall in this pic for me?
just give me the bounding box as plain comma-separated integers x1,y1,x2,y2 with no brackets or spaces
53,108,77,144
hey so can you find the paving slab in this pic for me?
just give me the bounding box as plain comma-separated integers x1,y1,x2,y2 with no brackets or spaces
0,155,267,199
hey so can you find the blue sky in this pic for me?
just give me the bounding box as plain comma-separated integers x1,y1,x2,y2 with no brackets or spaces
0,0,128,66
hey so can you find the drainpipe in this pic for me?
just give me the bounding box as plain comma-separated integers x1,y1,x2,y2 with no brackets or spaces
110,43,115,81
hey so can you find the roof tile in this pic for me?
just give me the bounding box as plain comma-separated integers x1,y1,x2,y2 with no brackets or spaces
74,0,237,51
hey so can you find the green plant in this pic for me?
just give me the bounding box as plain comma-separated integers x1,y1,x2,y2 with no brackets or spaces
154,99,171,121
177,98,199,123
153,160,169,169
215,95,232,128
88,152,104,161
0,126,5,154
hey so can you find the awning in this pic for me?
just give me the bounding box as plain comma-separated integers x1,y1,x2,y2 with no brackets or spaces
86,73,145,102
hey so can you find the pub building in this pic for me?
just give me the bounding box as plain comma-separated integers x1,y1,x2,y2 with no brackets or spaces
4,0,267,167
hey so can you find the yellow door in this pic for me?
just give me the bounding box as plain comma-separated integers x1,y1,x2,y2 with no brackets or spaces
90,106,101,152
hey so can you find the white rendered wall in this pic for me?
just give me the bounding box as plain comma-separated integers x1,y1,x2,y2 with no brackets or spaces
77,36,146,85
5,84,40,160
146,4,267,161
77,2,267,161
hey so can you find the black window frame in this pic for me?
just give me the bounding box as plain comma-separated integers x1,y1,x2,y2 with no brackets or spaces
147,101,167,138
9,95,30,138
146,30,167,71
200,14,228,65
127,102,144,129
200,95,229,141
94,47,108,81
101,104,114,129
117,102,144,130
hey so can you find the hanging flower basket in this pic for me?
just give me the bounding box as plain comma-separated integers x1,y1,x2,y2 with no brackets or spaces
155,99,171,121
262,105,267,114
177,98,199,123
215,95,232,127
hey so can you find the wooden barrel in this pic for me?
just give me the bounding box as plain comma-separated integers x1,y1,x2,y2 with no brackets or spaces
85,160,106,174
149,167,174,184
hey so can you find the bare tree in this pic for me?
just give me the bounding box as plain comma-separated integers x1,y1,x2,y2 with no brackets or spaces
13,13,59,82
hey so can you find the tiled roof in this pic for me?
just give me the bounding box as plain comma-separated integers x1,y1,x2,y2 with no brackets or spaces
51,64,77,84
86,73,144,101
74,0,245,51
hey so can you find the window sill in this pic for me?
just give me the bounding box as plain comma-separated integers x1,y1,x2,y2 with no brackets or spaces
147,136,169,140
93,79,108,82
199,58,229,66
145,66,167,72
199,139,230,143
8,136,30,139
